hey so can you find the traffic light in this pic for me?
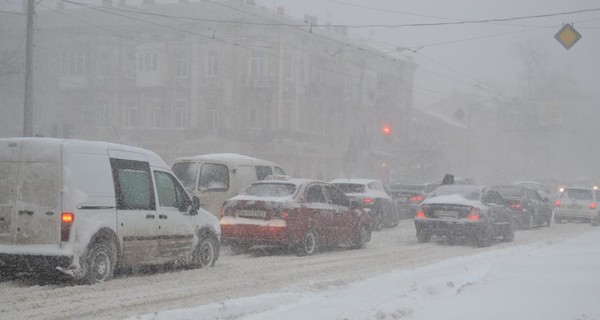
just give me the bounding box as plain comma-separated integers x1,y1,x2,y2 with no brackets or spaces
382,124,392,136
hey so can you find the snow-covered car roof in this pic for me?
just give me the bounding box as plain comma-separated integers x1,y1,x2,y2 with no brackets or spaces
330,178,381,186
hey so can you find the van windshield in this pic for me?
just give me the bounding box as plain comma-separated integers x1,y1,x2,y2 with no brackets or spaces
172,163,199,191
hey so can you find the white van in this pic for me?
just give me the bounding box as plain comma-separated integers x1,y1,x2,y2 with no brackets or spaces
172,154,286,217
0,138,220,284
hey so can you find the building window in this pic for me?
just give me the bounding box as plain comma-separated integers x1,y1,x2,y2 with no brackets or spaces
99,51,110,78
174,58,189,78
151,107,162,128
137,51,158,73
206,50,219,77
248,51,267,77
205,108,217,134
124,102,138,128
175,100,187,129
60,52,91,76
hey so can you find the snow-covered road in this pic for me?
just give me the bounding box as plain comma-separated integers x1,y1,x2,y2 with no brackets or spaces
0,220,595,320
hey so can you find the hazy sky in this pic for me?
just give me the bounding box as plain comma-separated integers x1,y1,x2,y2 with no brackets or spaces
256,0,600,107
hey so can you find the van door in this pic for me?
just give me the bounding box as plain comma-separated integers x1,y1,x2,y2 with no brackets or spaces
197,162,230,216
153,170,195,263
109,156,158,266
0,141,21,244
0,140,62,245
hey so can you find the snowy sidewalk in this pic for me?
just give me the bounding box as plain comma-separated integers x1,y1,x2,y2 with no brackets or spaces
128,229,600,320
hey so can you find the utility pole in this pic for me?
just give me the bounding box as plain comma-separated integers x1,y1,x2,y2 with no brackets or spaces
23,0,35,137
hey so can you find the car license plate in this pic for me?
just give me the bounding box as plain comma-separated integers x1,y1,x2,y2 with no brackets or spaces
435,210,458,219
238,210,266,219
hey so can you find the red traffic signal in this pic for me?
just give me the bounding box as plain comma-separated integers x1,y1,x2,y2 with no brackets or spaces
382,124,392,136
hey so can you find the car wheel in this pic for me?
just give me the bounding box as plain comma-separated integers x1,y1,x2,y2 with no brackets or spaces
297,229,317,256
230,242,251,255
192,236,218,267
475,228,492,247
525,214,534,230
84,240,116,285
352,224,369,249
373,209,384,231
416,230,431,243
502,221,515,242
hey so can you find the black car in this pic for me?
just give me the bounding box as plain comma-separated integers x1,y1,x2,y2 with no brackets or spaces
386,179,427,219
414,185,515,247
494,185,553,229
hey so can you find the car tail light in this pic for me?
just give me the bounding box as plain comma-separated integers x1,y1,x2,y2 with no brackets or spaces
279,210,290,218
61,212,74,242
510,202,522,209
467,208,480,221
363,197,374,205
415,207,426,219
554,200,561,207
410,195,424,203
590,202,597,209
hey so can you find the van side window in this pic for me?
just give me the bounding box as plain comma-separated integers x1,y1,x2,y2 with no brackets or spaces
154,171,190,211
255,166,273,180
110,159,155,210
199,163,229,191
273,166,286,176
172,162,198,191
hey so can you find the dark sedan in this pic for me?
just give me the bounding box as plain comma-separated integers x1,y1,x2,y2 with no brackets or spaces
414,185,515,247
386,179,427,219
220,178,371,256
494,185,552,229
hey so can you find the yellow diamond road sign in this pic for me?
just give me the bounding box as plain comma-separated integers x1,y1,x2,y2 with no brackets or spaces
555,24,582,50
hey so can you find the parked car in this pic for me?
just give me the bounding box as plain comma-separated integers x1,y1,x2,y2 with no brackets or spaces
414,185,515,247
0,138,220,284
220,177,371,256
386,179,427,219
172,153,286,218
494,185,552,229
331,178,400,230
553,187,600,226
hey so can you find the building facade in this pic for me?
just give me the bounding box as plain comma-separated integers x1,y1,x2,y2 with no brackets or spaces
0,0,415,181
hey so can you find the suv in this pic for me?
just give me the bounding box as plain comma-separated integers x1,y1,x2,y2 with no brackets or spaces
0,138,220,283
553,187,600,226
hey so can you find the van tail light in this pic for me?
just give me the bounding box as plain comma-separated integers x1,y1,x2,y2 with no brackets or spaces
410,195,424,203
415,206,426,219
510,202,522,210
61,212,74,242
467,208,480,221
554,200,561,207
590,202,597,209
363,197,374,205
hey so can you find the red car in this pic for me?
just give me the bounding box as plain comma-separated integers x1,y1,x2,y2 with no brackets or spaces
220,178,371,256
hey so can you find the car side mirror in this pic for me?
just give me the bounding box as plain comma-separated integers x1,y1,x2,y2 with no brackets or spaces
189,196,201,215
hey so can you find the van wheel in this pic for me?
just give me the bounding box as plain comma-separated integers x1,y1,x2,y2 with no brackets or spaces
84,240,116,285
297,229,317,256
192,236,218,268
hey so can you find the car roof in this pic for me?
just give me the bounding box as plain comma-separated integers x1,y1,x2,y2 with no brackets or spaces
330,178,379,185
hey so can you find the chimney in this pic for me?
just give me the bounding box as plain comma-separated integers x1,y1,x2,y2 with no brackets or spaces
276,6,285,15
